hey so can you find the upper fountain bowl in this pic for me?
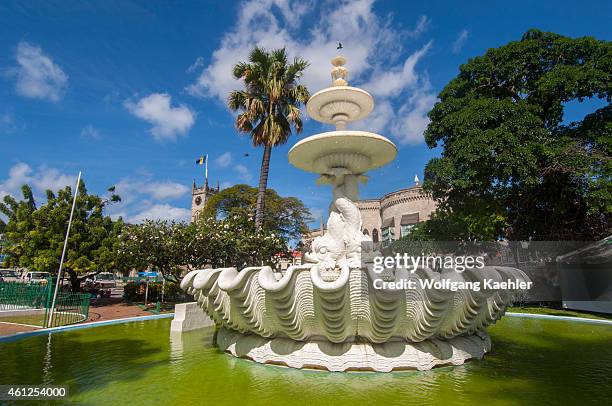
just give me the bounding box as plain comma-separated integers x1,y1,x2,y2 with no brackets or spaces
306,86,374,126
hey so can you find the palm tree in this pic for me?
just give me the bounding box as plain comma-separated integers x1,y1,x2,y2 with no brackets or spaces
228,47,310,230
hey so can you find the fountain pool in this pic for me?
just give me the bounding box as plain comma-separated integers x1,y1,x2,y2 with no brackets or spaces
1,317,611,405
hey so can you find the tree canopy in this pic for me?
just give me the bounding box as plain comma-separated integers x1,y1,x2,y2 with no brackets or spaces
0,182,123,291
423,29,611,241
119,213,288,280
202,184,312,242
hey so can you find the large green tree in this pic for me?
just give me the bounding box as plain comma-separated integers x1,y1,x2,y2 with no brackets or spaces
202,184,312,242
228,47,310,230
423,29,611,241
0,182,123,291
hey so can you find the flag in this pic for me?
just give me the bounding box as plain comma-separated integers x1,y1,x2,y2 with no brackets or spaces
196,154,209,182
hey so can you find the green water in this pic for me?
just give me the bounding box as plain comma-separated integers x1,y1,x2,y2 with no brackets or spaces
1,317,611,405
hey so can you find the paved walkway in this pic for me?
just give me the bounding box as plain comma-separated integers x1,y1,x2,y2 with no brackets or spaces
0,323,39,336
87,297,152,322
0,298,155,337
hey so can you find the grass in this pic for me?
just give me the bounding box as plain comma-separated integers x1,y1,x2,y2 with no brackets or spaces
508,306,612,321
0,313,45,326
0,311,86,327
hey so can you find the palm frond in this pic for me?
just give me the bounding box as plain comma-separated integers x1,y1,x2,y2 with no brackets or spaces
229,46,310,148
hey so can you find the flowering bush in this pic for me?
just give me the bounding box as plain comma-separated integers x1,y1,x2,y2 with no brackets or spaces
119,213,288,280
190,213,288,269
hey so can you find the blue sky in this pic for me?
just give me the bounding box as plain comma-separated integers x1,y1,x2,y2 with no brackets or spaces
1,0,610,225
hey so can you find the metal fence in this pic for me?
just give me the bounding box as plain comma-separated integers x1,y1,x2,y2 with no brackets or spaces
0,281,49,311
45,291,91,327
0,279,90,327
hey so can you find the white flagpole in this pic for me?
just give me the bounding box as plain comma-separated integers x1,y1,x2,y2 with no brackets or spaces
47,171,81,328
205,154,208,184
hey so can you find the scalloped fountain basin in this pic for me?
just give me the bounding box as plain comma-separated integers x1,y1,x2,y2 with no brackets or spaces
181,264,529,371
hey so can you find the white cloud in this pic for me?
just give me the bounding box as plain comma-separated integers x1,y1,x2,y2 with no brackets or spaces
235,164,253,182
80,124,101,140
390,87,438,144
127,204,191,223
187,56,205,73
141,181,188,200
12,41,68,102
187,0,403,99
359,99,395,134
0,163,32,199
363,41,432,98
215,152,233,168
407,15,430,38
220,181,233,189
124,93,195,141
112,178,188,203
0,112,24,135
0,164,191,224
33,166,76,192
186,0,436,144
452,29,469,54
106,177,191,223
0,162,75,200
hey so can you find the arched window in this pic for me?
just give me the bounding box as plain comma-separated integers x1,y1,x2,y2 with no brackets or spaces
372,229,379,242
362,229,369,236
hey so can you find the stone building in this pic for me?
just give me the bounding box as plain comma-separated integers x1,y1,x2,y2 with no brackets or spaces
357,176,436,246
301,221,326,253
191,179,219,222
303,176,437,248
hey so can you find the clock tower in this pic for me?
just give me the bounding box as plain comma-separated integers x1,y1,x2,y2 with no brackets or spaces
191,178,219,222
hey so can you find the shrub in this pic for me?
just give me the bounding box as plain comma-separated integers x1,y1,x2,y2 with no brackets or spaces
123,281,189,303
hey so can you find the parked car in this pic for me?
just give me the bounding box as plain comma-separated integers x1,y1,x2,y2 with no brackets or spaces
82,272,116,298
0,269,21,282
22,271,51,284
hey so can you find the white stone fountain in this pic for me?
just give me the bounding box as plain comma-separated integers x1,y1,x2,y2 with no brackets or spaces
180,56,530,372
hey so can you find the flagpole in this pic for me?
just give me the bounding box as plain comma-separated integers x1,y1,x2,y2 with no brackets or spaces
205,154,208,186
47,171,81,328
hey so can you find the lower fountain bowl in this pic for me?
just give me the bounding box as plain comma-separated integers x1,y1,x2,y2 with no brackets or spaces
287,130,397,174
217,327,491,372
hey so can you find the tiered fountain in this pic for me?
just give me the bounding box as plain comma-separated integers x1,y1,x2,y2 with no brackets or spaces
181,56,529,372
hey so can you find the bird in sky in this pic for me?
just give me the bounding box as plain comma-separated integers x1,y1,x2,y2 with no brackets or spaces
337,42,343,50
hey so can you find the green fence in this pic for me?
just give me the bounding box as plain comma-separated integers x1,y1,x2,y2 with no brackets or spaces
0,281,49,311
0,279,90,327
44,291,91,327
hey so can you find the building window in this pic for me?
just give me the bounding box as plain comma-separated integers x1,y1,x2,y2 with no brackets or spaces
381,218,395,247
399,213,419,239
363,229,369,236
400,224,415,238
381,226,395,247
372,229,379,242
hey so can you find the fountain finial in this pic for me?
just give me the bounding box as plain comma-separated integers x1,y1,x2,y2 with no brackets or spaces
331,56,348,86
